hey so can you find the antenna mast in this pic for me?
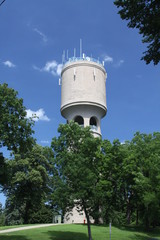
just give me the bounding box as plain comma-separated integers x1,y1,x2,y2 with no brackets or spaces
80,39,82,58
67,50,69,60
74,48,76,58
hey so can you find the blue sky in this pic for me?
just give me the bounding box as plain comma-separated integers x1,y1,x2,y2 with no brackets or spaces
0,0,160,206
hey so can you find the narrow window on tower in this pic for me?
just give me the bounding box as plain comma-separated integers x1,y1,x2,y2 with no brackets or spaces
74,68,76,81
93,68,96,81
90,116,97,131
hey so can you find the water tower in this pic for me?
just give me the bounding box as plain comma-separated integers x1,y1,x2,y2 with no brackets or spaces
60,54,107,137
60,48,107,223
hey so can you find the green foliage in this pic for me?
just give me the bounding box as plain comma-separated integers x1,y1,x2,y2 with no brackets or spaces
0,83,35,153
99,132,160,229
3,145,54,224
130,132,160,228
5,207,24,226
99,139,129,224
28,205,53,224
0,203,5,226
114,0,160,65
51,122,102,240
0,153,8,187
51,125,160,230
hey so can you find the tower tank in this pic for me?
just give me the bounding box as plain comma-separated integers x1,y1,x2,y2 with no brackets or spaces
61,56,107,137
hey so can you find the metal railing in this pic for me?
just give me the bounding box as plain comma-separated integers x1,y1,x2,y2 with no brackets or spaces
63,56,104,67
90,125,98,132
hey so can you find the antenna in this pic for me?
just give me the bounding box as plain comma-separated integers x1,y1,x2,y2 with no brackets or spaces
80,39,82,58
62,51,65,64
74,48,76,58
62,52,63,64
63,50,65,62
67,50,69,60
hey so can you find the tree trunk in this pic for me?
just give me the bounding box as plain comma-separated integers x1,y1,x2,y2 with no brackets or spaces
136,208,139,225
127,207,131,225
145,215,150,230
83,204,92,240
145,207,150,230
24,201,31,224
126,198,131,225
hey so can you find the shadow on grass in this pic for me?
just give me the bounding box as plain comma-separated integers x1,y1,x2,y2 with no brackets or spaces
0,235,29,240
118,225,160,238
129,235,159,240
46,230,88,240
94,224,160,240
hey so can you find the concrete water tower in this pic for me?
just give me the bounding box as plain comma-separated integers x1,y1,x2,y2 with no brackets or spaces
60,47,107,223
60,54,107,137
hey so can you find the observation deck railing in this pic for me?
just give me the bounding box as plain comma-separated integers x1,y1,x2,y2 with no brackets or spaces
90,125,98,132
63,56,104,67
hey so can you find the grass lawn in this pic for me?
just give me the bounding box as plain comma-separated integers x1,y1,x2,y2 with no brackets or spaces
0,224,160,240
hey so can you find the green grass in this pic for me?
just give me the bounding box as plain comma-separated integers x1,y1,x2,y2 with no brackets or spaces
0,224,160,240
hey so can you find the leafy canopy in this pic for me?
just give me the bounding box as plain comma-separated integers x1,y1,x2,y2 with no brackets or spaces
0,83,34,153
3,145,54,224
114,0,160,65
51,122,102,240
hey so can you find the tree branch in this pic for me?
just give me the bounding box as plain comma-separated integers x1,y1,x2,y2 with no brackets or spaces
0,0,6,7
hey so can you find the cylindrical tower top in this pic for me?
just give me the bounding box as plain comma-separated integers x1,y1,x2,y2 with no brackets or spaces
61,56,107,119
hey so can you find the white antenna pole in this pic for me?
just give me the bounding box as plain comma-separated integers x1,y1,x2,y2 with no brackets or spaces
63,50,65,62
62,50,65,64
67,50,69,60
74,48,76,58
62,52,63,64
80,39,82,58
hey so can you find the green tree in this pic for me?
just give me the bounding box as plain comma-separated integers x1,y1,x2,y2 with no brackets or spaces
0,83,34,153
0,203,5,226
51,122,102,240
28,204,53,224
114,0,160,65
3,145,54,224
130,132,160,229
99,139,130,225
0,153,8,187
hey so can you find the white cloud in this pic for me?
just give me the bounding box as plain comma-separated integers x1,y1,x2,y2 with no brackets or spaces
33,60,63,76
26,108,50,122
34,28,48,43
103,55,113,63
102,54,124,68
3,60,16,68
114,59,124,68
32,65,41,71
56,63,63,76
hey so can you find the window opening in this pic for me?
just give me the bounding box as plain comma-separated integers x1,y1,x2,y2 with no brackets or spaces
90,117,97,131
90,117,97,126
74,116,84,126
